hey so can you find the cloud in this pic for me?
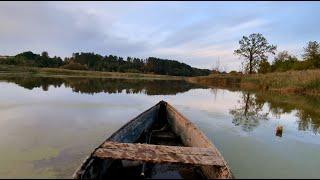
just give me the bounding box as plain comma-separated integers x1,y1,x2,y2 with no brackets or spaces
0,2,150,57
0,2,319,71
148,17,269,70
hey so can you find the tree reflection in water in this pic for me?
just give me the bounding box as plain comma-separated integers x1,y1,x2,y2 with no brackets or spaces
228,91,320,134
1,75,320,134
255,92,320,134
0,76,205,96
229,92,269,132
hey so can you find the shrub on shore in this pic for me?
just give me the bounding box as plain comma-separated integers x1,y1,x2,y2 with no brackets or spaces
60,62,88,70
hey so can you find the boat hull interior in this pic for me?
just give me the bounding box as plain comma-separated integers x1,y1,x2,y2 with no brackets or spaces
73,101,232,179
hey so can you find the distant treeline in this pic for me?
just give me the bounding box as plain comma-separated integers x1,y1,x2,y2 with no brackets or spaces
0,51,210,77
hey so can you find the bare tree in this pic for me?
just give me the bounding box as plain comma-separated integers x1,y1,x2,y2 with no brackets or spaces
211,58,221,73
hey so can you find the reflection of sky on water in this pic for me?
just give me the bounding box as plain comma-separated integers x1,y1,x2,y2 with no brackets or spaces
0,80,320,178
0,81,319,144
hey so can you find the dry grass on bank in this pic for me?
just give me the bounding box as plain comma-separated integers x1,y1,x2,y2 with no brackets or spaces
188,70,320,96
242,70,320,95
0,65,184,80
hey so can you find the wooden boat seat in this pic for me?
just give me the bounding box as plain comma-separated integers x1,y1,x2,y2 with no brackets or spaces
93,141,225,167
151,131,178,140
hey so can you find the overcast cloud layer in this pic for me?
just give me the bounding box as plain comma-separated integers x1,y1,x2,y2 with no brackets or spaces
1,1,320,71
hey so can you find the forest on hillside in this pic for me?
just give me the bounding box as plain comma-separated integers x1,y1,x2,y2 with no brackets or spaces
0,51,210,77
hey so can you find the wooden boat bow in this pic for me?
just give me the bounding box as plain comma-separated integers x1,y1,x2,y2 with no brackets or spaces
73,100,233,179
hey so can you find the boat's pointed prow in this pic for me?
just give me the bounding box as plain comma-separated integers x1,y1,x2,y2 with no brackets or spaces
73,101,233,179
159,100,168,104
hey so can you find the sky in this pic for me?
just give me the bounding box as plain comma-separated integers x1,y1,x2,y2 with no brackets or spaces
0,1,320,71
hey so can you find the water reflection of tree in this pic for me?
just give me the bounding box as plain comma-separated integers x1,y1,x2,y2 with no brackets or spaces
229,92,269,132
210,88,218,101
1,77,64,91
255,93,320,134
0,76,205,96
296,110,320,134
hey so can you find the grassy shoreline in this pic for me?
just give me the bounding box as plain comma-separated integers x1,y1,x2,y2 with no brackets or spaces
0,65,185,80
187,70,320,96
1,65,320,96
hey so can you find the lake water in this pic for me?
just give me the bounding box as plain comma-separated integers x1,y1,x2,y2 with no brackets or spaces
0,76,319,178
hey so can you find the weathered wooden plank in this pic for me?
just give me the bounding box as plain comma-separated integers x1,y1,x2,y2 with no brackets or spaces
93,141,225,166
152,131,177,140
100,141,219,156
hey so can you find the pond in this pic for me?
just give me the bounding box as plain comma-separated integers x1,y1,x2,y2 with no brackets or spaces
0,76,319,178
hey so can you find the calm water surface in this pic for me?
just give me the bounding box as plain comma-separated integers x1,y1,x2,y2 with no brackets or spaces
0,77,319,178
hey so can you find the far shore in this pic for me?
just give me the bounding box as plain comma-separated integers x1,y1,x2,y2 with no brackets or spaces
1,65,320,96
0,65,185,80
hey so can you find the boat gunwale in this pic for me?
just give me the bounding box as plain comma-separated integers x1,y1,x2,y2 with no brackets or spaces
72,101,162,179
166,103,233,178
